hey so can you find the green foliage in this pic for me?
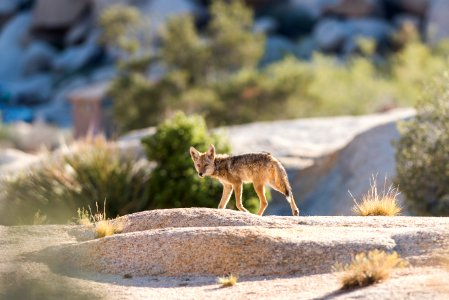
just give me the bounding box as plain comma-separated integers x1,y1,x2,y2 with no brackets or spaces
395,73,449,216
103,0,264,132
207,0,264,73
0,137,151,225
161,15,209,83
102,0,449,133
391,41,449,106
142,112,265,212
98,4,143,55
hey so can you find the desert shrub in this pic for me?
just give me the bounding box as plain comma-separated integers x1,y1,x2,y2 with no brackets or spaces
395,73,449,216
217,274,238,287
333,250,407,289
351,175,402,216
78,201,123,238
142,112,265,212
0,136,151,225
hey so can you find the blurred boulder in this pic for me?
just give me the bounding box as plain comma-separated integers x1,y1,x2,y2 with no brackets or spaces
22,41,57,76
32,0,91,44
0,148,41,175
343,18,392,53
260,36,296,66
347,18,392,40
0,13,31,81
2,121,70,152
253,16,278,34
426,0,449,44
32,0,90,29
392,13,421,30
386,0,429,17
65,14,93,46
53,33,103,74
322,0,382,18
7,73,52,105
0,0,23,28
313,18,348,52
268,0,320,38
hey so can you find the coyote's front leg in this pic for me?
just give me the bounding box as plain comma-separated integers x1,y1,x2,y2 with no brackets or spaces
218,183,233,209
233,183,249,213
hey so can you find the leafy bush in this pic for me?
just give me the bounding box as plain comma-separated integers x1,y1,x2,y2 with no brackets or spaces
0,136,151,225
333,250,407,289
142,112,264,212
395,73,449,216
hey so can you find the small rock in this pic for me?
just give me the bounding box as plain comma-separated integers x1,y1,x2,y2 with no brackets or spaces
313,18,348,52
21,41,57,76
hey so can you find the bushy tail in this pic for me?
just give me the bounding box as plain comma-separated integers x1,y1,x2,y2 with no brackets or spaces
273,160,292,196
272,161,300,216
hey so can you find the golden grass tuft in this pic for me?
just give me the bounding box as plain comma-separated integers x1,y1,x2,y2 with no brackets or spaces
217,274,238,287
350,175,402,216
77,200,122,238
333,249,408,289
94,220,123,238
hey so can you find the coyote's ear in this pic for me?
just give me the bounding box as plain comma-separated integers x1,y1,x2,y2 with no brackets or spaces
190,146,200,161
207,144,215,159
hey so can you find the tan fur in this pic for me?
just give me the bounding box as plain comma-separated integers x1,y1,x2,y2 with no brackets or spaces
190,144,300,216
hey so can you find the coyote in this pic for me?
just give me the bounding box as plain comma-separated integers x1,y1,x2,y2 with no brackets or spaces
189,144,300,216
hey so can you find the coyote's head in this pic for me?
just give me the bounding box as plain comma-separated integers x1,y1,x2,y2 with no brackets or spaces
189,144,215,177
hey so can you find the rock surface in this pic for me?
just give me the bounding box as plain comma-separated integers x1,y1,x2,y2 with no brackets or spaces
43,208,449,278
2,208,449,299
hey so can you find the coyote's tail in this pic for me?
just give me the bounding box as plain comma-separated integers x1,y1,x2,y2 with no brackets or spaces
273,160,300,216
273,160,292,197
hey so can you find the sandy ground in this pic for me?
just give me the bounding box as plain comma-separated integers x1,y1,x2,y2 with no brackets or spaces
1,223,449,300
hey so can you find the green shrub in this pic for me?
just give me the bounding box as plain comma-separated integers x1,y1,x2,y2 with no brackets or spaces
395,73,449,216
101,0,449,133
0,137,151,225
103,0,264,132
142,112,265,212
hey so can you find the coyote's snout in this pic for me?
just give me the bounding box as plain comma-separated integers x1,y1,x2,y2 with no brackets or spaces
189,144,300,216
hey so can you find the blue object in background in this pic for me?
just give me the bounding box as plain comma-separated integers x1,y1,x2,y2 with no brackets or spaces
0,104,33,123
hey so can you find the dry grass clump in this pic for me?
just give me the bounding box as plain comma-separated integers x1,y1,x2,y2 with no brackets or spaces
334,249,408,289
77,201,123,238
217,274,238,287
350,175,402,216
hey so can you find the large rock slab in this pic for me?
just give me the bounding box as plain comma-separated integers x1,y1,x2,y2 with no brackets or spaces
43,208,449,277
